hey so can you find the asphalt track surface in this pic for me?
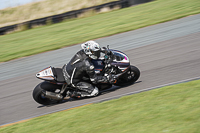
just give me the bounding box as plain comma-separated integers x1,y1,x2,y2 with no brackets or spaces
0,14,200,126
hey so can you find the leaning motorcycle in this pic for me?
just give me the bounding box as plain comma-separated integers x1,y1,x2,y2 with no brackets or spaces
32,46,140,105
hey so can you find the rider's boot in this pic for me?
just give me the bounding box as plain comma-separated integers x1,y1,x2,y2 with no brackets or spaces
75,82,99,97
80,87,99,97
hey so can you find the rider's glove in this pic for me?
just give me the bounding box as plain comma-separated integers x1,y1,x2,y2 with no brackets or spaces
101,47,111,56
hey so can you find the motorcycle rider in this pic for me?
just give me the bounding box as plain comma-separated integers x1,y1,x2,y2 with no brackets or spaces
62,40,115,98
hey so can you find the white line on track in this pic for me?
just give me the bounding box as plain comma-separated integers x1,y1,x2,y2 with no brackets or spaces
1,76,200,127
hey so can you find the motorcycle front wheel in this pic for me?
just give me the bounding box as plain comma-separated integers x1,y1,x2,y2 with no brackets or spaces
115,65,140,86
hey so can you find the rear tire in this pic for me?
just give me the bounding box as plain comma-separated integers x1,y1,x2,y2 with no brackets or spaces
32,82,61,105
115,65,140,86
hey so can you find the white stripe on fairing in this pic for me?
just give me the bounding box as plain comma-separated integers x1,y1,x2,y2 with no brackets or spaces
119,67,128,70
119,68,126,69
71,67,76,87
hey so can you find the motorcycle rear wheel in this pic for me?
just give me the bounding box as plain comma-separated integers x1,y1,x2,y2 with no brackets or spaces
32,82,62,105
115,65,140,86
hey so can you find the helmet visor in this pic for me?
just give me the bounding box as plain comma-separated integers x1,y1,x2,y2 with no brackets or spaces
91,50,100,59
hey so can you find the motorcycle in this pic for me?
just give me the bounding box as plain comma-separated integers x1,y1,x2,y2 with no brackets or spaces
32,46,140,105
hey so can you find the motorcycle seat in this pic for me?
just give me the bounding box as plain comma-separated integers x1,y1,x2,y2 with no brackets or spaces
52,67,66,83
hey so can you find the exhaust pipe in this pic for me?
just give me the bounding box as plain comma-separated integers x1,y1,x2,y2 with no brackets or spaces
42,90,63,100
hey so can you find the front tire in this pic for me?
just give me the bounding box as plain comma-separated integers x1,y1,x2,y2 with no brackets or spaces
32,82,61,105
115,65,140,86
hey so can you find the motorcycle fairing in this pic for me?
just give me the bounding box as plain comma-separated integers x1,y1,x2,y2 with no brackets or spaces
36,66,55,80
111,50,129,63
110,50,130,72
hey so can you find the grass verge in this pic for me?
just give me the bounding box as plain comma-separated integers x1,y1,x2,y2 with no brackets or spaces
0,0,200,62
1,79,200,133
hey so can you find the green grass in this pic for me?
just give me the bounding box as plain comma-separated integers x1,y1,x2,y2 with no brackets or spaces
1,79,200,133
1,0,200,62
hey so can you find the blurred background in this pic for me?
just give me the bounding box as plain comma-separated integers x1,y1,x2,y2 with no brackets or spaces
0,0,120,28
0,0,39,9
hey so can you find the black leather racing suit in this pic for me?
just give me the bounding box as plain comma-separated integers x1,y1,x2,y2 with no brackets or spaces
62,50,108,95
